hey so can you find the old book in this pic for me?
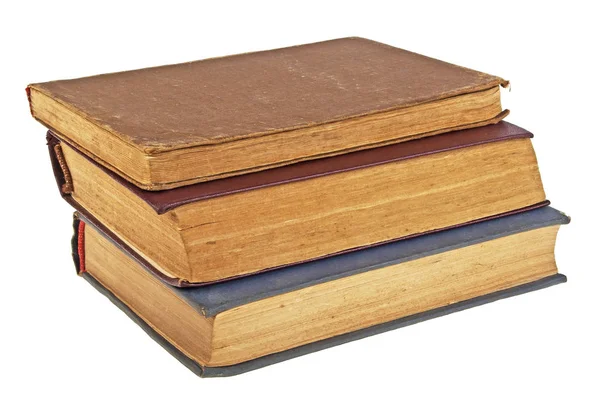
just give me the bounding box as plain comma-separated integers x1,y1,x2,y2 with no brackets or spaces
28,37,508,190
74,206,569,377
50,121,547,285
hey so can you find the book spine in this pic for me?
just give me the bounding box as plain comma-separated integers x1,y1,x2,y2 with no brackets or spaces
71,214,85,274
46,134,74,198
25,87,34,117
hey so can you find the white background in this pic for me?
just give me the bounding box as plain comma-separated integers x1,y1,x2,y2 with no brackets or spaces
1,1,598,409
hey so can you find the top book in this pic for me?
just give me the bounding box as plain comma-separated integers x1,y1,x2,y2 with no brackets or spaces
27,37,508,190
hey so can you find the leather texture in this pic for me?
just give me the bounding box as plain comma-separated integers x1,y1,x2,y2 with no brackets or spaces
81,272,567,377
75,206,569,311
48,120,533,214
31,37,506,151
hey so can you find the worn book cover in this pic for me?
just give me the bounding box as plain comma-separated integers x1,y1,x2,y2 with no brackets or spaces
74,206,569,376
28,37,509,189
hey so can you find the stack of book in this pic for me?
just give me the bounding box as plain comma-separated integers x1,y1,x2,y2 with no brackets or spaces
27,37,569,377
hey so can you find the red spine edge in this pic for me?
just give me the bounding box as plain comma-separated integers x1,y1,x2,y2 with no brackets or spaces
78,220,86,273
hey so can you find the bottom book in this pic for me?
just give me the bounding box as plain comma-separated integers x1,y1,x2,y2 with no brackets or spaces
73,206,569,377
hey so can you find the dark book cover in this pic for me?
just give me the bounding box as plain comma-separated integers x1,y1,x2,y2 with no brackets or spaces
73,206,569,377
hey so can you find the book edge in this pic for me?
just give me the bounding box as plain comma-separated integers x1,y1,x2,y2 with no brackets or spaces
70,200,554,290
47,116,525,211
79,272,566,378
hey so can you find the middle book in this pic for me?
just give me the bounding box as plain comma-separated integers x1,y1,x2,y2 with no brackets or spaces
47,121,546,285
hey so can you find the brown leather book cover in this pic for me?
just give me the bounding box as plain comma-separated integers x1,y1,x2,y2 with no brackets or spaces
29,37,508,189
